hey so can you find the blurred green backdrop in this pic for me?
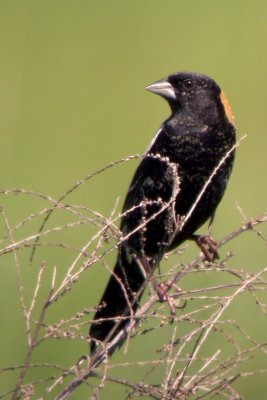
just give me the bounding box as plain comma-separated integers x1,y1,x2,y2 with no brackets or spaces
0,1,267,399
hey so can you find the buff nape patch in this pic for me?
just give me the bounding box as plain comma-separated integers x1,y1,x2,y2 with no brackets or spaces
220,91,235,126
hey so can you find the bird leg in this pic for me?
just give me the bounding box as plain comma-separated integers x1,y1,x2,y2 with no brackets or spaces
153,280,182,315
192,234,219,261
137,257,179,315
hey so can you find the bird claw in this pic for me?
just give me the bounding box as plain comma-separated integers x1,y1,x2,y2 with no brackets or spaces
155,281,181,315
195,234,219,261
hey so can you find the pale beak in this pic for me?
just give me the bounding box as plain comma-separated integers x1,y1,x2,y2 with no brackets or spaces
146,78,176,100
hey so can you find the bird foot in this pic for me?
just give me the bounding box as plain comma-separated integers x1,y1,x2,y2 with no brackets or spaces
155,281,182,315
194,234,219,261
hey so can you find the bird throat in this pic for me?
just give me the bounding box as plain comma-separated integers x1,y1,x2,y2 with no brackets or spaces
220,91,235,126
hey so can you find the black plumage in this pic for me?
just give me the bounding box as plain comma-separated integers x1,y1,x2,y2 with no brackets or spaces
89,72,236,353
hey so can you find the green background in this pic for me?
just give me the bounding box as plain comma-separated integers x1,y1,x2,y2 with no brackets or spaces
0,1,267,399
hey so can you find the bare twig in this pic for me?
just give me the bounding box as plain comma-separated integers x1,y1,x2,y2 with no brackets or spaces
0,149,266,400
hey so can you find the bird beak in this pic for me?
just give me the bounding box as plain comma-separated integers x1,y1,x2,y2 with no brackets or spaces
146,78,176,100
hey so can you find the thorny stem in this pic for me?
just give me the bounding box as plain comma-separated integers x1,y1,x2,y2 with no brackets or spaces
11,276,55,400
29,155,144,264
2,143,266,399
48,154,180,305
54,213,267,400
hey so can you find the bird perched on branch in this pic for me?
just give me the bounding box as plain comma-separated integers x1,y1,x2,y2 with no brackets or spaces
89,71,236,353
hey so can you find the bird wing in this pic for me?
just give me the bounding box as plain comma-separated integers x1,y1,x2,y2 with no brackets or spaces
122,128,166,214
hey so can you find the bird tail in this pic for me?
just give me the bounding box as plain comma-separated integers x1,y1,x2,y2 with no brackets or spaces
89,248,148,353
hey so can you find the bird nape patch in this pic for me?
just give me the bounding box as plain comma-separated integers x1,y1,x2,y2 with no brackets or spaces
220,91,235,126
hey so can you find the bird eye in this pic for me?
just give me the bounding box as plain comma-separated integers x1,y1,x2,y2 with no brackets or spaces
183,79,195,90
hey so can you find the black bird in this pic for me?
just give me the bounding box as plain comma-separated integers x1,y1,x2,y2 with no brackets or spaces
89,71,236,353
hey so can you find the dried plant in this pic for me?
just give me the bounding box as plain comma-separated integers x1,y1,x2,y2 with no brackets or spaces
1,145,267,400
